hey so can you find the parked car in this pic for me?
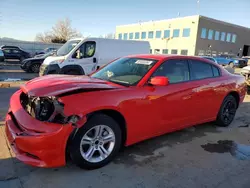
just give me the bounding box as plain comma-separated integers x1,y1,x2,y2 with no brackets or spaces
2,47,31,62
0,49,4,62
35,47,58,55
21,51,56,73
39,37,150,76
213,55,247,68
0,45,22,50
5,54,246,169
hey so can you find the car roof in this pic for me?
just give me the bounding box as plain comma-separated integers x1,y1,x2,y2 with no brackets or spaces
125,54,213,61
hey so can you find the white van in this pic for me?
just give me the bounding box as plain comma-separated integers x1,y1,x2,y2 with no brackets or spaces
39,37,150,76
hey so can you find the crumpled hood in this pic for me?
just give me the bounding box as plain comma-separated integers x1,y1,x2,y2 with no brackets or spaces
20,75,121,97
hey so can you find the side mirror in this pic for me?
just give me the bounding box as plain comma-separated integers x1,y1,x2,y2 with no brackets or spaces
149,76,169,86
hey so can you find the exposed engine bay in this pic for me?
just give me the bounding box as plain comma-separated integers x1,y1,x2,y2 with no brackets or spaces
20,92,67,124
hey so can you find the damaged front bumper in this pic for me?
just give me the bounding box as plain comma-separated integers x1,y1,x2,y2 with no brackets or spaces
5,90,75,167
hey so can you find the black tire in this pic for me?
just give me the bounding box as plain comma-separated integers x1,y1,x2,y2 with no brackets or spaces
66,70,81,75
216,95,237,127
30,63,40,73
247,86,250,95
69,114,122,170
229,62,234,68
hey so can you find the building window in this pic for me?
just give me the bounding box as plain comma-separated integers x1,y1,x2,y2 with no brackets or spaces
141,32,146,39
148,31,154,39
201,28,207,39
150,49,152,54
156,31,162,38
118,34,122,39
182,28,190,37
232,34,237,43
164,30,170,38
154,49,160,54
181,50,188,55
173,29,180,37
215,31,220,40
129,33,133,39
171,49,178,54
135,32,140,39
123,33,128,40
208,29,214,40
162,49,168,54
226,33,231,42
220,32,226,41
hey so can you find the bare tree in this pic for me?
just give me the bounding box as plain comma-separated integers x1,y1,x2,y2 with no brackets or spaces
35,31,53,43
35,18,82,43
51,18,82,41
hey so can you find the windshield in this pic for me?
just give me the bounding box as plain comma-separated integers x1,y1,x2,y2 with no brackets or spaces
91,57,157,86
56,39,81,56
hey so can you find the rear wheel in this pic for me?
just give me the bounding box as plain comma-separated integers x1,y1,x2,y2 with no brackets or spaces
30,63,40,73
70,114,122,169
216,95,237,127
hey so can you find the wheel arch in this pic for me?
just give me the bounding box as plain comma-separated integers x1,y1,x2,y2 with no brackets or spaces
60,65,85,75
86,109,127,148
227,91,240,108
65,109,127,161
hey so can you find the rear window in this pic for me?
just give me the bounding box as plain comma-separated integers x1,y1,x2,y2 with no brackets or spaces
190,60,213,80
212,66,220,77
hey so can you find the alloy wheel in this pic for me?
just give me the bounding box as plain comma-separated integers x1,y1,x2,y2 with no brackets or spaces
222,100,236,124
80,125,116,163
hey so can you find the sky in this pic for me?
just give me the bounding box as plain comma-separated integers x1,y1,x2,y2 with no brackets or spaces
0,0,249,41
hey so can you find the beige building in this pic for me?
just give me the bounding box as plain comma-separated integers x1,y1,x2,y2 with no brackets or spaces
115,15,250,57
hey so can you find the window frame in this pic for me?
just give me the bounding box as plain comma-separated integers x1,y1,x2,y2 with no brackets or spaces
173,29,180,38
118,33,122,40
164,30,170,38
135,32,140,39
220,32,226,41
141,32,147,39
148,31,154,39
226,33,232,42
231,34,237,43
72,41,96,59
148,58,191,85
208,29,214,40
129,33,134,39
201,28,207,39
188,59,221,81
182,28,190,37
214,31,220,40
123,33,128,40
156,31,162,38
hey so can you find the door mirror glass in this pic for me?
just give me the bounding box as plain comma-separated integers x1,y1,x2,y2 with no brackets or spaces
149,76,169,86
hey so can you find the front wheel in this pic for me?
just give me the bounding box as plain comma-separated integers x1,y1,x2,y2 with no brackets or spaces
30,63,40,73
216,95,237,127
70,114,122,169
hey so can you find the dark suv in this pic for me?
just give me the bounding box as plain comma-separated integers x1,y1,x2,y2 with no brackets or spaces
1,46,31,62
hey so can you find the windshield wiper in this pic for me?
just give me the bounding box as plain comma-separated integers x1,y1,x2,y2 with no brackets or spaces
108,79,130,86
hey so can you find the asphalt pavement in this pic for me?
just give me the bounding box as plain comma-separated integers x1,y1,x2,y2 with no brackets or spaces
1,87,250,188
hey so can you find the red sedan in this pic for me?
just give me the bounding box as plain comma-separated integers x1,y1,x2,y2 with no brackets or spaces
5,54,246,169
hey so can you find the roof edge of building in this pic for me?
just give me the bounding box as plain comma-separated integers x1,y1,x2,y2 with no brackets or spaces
116,15,199,28
198,15,250,30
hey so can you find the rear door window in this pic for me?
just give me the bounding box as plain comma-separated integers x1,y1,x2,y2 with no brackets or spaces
189,60,213,80
152,59,190,84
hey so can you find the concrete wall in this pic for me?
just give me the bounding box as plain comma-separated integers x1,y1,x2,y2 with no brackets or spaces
0,39,63,56
195,16,250,56
116,15,200,55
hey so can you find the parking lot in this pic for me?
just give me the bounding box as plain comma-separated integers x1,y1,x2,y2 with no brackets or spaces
0,63,250,188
